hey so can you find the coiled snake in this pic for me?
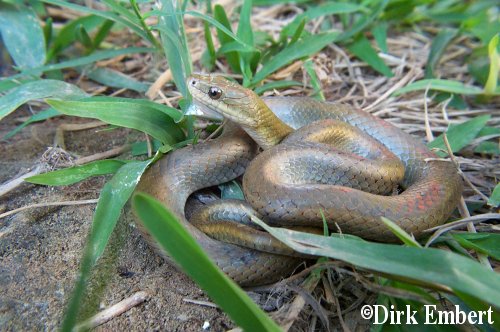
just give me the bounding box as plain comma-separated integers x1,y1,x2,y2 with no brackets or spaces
136,74,463,286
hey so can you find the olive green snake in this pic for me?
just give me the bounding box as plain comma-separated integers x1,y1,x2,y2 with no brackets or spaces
136,74,463,286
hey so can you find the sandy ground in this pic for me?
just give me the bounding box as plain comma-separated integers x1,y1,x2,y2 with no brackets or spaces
0,108,234,331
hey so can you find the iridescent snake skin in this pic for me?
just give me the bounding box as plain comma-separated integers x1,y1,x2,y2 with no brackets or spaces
136,74,463,286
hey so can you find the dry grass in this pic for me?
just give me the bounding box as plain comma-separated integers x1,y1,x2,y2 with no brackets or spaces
4,2,498,331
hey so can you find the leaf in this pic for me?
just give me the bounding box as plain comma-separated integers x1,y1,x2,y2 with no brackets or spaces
474,142,500,156
253,0,310,4
282,2,366,37
425,28,457,78
25,160,128,186
372,22,388,53
0,2,46,69
132,193,281,332
47,15,106,60
39,0,151,44
488,183,500,207
201,20,216,71
427,115,490,157
131,140,163,156
185,9,256,51
61,155,159,331
336,0,388,42
247,214,500,310
236,0,254,47
393,79,484,96
157,0,191,97
303,59,324,100
46,97,185,146
251,32,340,86
85,67,150,93
0,80,87,121
451,233,500,260
212,5,241,73
17,47,153,79
380,217,421,248
484,34,499,95
219,181,245,200
347,35,393,77
254,80,302,95
3,108,61,140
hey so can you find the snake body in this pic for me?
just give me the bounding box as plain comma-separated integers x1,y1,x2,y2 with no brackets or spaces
136,74,463,286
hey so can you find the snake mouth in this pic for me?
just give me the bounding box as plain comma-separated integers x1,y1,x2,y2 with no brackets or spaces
186,100,225,121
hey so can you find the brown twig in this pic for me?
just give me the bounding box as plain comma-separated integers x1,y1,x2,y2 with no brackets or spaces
73,291,150,331
0,199,99,220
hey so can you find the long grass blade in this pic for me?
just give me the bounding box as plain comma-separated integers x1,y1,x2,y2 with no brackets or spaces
46,97,185,145
25,160,128,186
0,80,87,121
247,213,500,312
0,2,46,69
132,193,281,331
61,155,160,331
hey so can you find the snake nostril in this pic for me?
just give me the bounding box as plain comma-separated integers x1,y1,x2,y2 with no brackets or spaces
190,79,196,86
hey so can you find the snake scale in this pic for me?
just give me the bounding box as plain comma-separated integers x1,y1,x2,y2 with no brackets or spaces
136,74,463,286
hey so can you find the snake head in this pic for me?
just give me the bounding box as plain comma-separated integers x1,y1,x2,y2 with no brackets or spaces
187,74,259,127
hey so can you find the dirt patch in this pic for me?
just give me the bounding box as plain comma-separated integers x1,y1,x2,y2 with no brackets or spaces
0,109,233,331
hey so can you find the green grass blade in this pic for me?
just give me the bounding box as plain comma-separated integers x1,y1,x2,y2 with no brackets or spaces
89,96,183,122
0,80,87,121
254,80,302,95
219,180,245,200
451,233,500,260
236,0,254,46
156,0,191,97
47,15,106,60
39,0,151,43
201,20,216,71
474,141,500,156
393,79,484,96
287,17,306,45
212,5,241,73
46,97,185,145
247,214,500,311
61,156,158,331
0,2,46,69
186,9,256,51
380,217,421,248
101,0,140,25
85,67,150,93
303,59,325,100
282,2,366,37
3,108,61,140
347,35,393,77
372,22,388,53
336,0,388,42
17,47,153,78
484,34,499,95
251,31,340,86
425,28,458,78
132,193,281,331
236,0,255,84
488,183,500,207
427,115,490,157
25,160,128,186
92,19,115,50
253,0,310,4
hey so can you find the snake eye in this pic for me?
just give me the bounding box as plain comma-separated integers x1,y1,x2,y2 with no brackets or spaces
208,87,222,100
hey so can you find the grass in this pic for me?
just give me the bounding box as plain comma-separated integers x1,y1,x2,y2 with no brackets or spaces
0,0,499,330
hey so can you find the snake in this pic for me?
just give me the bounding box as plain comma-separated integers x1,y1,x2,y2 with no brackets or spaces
136,73,463,286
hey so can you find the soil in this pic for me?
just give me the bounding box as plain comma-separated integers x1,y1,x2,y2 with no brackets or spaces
0,108,233,331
